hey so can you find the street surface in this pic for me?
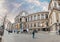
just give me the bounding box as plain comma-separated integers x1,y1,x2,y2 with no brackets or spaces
1,31,60,42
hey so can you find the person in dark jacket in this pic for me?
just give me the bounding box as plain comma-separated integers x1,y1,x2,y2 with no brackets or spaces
32,30,36,38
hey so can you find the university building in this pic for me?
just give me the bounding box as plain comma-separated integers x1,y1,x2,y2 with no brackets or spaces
15,11,49,31
14,0,60,32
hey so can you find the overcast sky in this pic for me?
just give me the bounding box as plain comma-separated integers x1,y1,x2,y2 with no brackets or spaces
0,0,50,23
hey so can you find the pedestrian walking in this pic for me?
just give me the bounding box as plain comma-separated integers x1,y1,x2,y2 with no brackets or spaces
32,30,36,38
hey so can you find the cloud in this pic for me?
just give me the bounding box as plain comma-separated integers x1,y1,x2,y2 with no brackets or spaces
25,0,41,6
0,0,7,24
2,0,24,23
25,0,49,11
11,2,24,13
41,1,49,11
26,1,49,14
6,2,24,23
1,0,49,23
12,3,23,8
0,0,8,17
30,6,35,10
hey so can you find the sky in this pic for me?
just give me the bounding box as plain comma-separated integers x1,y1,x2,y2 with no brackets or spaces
0,0,50,23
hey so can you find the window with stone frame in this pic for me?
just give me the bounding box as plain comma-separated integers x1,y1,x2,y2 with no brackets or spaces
38,22,40,27
46,22,48,26
31,16,32,21
34,23,36,27
20,18,22,22
31,23,32,27
45,14,48,19
28,17,29,22
38,14,40,20
41,14,44,19
54,2,56,7
26,18,27,22
27,24,29,28
34,15,36,20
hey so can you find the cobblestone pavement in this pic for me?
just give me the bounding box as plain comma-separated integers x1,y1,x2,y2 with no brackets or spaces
1,31,60,42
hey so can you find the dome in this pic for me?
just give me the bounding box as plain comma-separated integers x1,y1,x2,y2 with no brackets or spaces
21,12,26,16
19,11,28,16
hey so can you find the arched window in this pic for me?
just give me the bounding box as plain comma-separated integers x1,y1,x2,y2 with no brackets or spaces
34,15,36,20
38,22,40,27
26,18,27,22
34,23,36,27
31,16,32,20
20,18,22,22
45,14,48,19
41,14,44,19
54,2,56,7
31,23,32,27
38,14,40,20
46,22,48,26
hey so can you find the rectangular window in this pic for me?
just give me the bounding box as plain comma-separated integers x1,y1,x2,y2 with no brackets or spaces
54,2,56,7
45,14,48,19
38,22,40,27
29,16,31,21
38,14,40,20
46,22,48,26
26,24,28,28
34,23,36,27
26,18,27,22
34,15,36,20
28,17,29,22
28,24,29,28
20,18,22,22
31,23,32,27
41,14,44,19
31,16,32,21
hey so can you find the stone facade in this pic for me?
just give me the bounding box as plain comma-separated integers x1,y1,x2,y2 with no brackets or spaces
15,11,49,31
48,0,60,32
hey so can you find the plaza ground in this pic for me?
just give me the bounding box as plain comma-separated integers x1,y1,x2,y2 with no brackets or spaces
1,31,60,42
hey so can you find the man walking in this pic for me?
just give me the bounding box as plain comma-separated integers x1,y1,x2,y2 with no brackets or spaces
32,30,35,38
